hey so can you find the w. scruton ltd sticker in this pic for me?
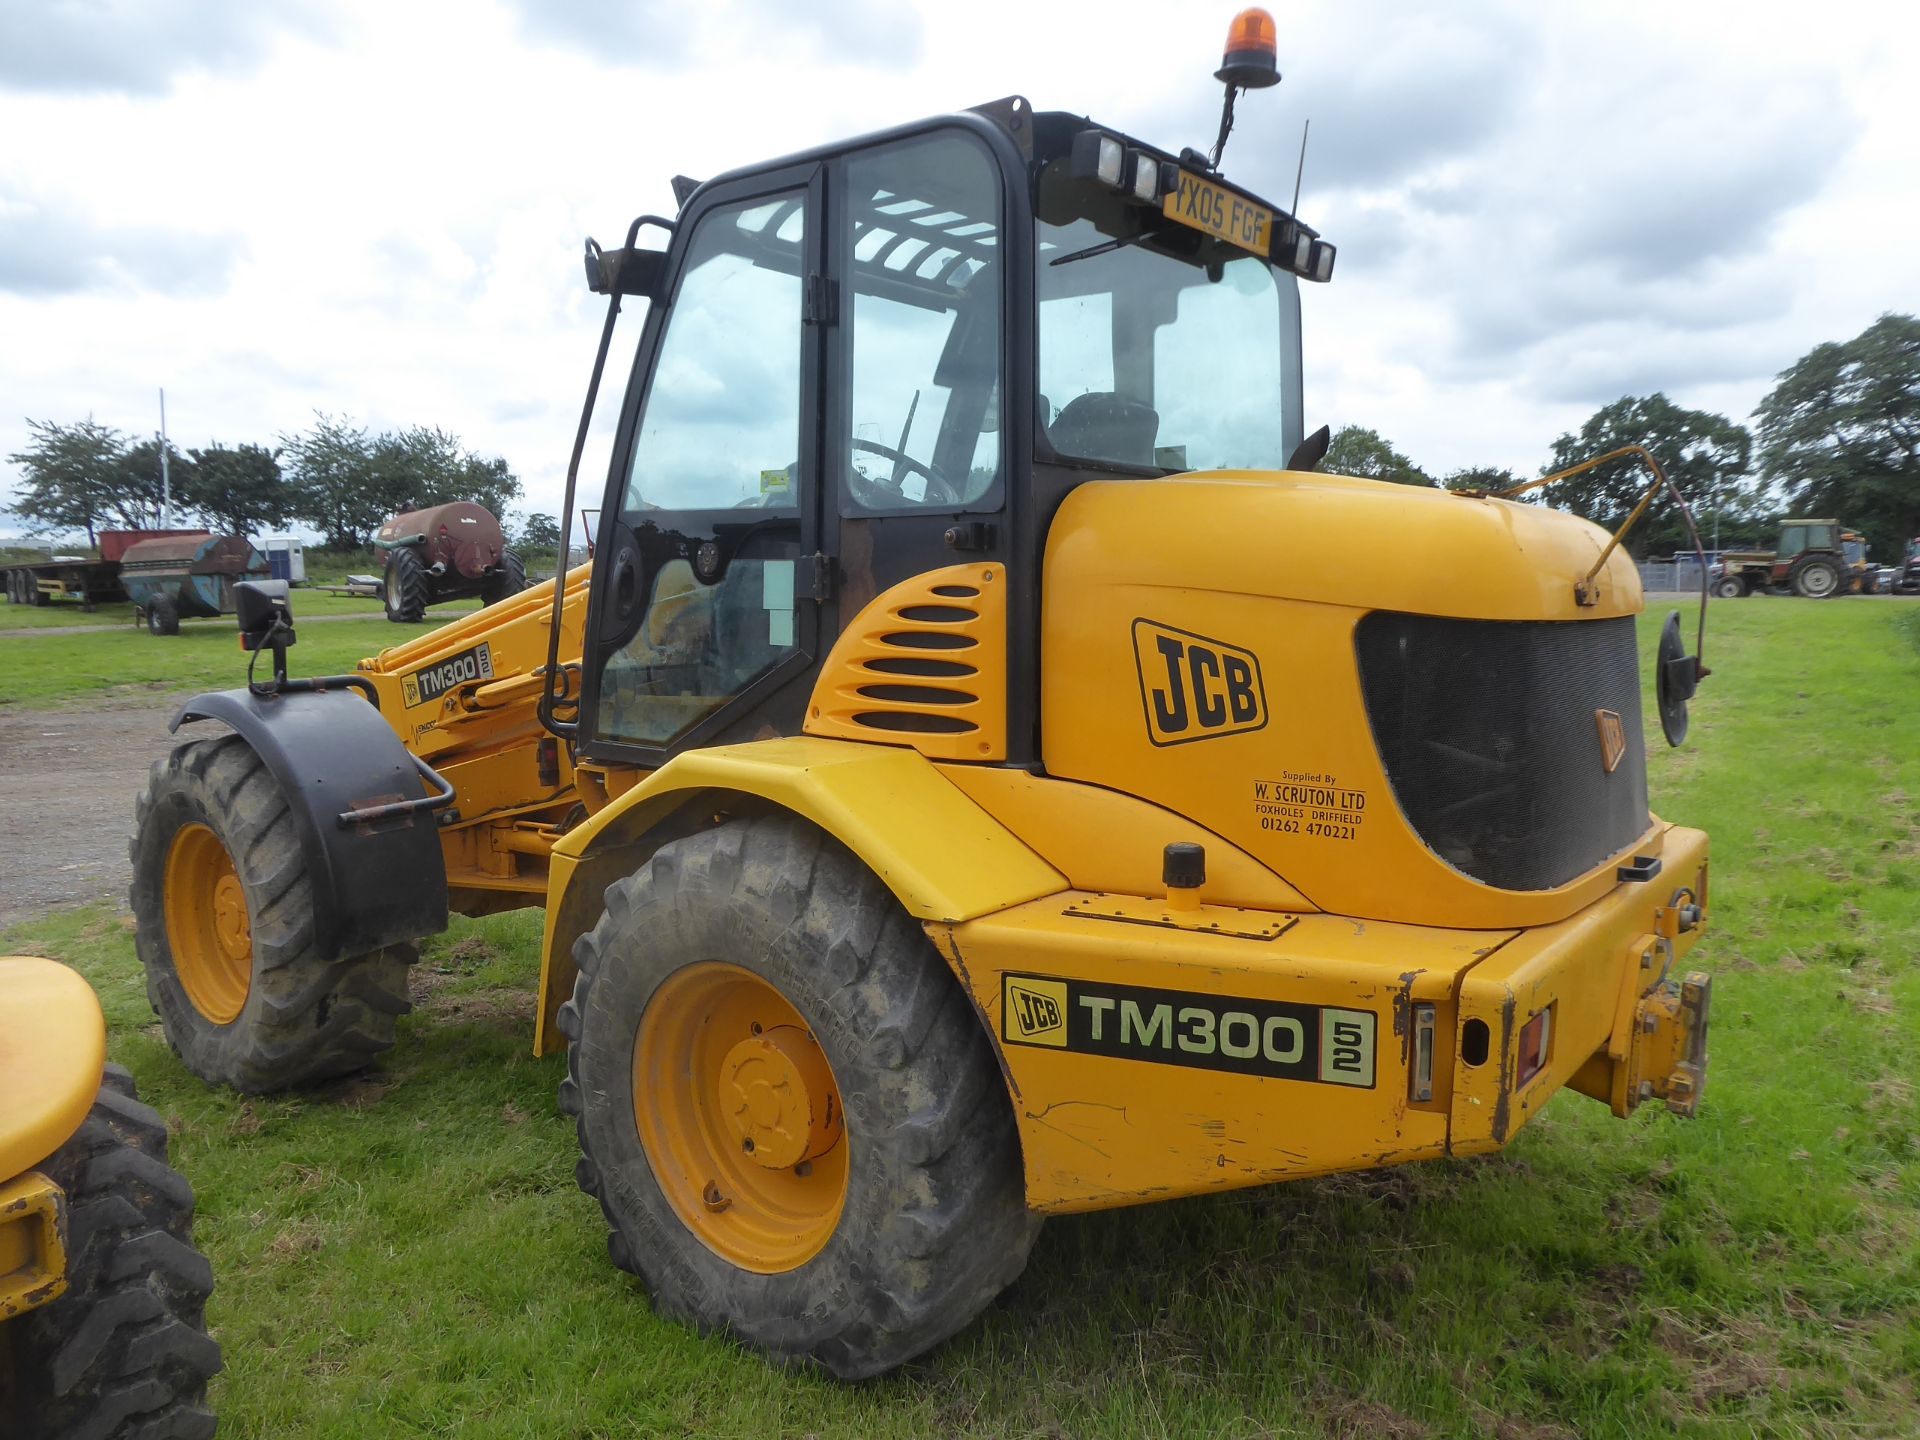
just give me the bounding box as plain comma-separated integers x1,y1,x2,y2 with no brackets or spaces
1001,973,1374,1088
401,641,495,708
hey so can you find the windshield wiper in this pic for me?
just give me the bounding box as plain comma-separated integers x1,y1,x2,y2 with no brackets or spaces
1048,221,1177,268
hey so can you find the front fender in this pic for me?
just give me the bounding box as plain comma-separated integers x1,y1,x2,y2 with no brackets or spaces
533,737,1066,1054
171,688,449,961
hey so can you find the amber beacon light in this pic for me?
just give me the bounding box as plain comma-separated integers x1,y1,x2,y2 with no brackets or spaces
1216,7,1281,88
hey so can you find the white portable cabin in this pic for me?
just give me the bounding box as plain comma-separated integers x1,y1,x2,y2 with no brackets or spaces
258,534,307,584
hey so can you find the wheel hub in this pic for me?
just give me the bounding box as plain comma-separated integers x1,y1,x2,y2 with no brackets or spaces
719,1027,840,1171
163,823,252,1025
633,962,850,1273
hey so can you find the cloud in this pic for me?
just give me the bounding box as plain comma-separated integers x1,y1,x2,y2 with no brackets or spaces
506,0,922,68
0,195,241,297
0,1,336,96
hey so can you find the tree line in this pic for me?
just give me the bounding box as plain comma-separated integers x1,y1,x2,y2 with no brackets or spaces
4,412,528,552
1321,313,1919,561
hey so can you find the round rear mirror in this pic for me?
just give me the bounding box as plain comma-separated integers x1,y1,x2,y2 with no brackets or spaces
1656,610,1697,747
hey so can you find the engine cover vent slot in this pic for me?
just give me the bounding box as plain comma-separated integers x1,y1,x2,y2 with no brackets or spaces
805,563,1006,761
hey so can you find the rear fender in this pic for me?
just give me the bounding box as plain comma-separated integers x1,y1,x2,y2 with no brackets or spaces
170,688,449,961
533,736,1067,1055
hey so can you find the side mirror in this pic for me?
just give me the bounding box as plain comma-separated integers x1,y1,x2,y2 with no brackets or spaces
236,579,296,652
1655,610,1701,746
583,239,665,298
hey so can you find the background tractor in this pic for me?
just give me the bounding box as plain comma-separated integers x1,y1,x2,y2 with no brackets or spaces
1713,518,1854,598
0,957,220,1435
374,501,527,622
127,10,1714,1380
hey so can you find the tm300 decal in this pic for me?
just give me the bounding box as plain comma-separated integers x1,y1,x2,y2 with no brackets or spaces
401,641,496,708
1001,973,1374,1088
1132,619,1267,746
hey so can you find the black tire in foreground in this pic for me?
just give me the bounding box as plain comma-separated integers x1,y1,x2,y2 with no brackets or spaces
1789,554,1845,599
382,546,429,623
130,733,415,1093
146,596,180,637
481,550,527,606
3,1064,220,1439
559,812,1040,1379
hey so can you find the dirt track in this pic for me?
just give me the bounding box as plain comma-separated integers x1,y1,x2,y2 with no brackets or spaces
0,693,195,932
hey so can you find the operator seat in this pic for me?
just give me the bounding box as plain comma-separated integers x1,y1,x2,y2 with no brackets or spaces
1047,392,1161,467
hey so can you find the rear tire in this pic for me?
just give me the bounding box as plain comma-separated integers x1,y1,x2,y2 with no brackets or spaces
383,546,429,623
3,1065,221,1439
130,733,415,1092
1790,555,1844,599
146,595,180,636
558,812,1039,1379
481,550,527,606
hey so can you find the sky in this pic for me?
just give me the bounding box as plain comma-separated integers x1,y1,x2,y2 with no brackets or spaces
1,0,1913,539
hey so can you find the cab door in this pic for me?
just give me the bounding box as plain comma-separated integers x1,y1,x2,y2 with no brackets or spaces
579,165,827,762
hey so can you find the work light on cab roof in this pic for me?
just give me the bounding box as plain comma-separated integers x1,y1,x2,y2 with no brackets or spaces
1067,5,1334,287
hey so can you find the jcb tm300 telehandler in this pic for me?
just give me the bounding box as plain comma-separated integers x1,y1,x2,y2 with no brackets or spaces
129,11,1714,1378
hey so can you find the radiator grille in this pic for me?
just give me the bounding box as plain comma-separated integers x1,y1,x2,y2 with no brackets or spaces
1355,613,1651,891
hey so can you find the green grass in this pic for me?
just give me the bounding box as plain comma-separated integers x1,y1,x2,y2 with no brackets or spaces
0,619,409,707
5,600,1920,1436
0,588,481,633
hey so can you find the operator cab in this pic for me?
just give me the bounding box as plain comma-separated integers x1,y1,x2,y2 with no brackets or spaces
576,97,1329,769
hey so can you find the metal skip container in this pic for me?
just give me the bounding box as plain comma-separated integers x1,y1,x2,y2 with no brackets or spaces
120,533,269,633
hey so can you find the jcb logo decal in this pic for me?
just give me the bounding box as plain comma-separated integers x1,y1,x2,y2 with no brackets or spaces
1004,978,1068,1046
1132,620,1267,746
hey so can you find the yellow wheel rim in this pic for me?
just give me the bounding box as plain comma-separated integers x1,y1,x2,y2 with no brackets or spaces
634,962,848,1273
164,823,252,1025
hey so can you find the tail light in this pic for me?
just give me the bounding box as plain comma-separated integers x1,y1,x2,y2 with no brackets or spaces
1516,1006,1554,1089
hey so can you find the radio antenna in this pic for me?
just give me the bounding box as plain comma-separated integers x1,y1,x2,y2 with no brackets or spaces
1291,119,1311,217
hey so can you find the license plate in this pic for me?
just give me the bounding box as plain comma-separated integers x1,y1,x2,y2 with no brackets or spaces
1162,171,1272,255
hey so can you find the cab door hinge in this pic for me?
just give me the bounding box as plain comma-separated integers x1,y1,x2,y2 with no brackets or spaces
803,274,839,326
800,551,836,602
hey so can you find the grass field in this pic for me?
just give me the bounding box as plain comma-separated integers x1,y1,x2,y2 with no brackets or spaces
4,600,1917,1438
0,587,482,633
0,617,412,707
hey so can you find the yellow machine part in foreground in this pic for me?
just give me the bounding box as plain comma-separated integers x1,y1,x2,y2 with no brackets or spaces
0,957,104,1317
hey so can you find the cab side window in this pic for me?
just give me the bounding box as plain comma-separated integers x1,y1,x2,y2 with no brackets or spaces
597,194,809,750
844,134,1003,511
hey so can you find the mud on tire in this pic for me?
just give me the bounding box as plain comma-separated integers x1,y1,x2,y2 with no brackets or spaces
558,812,1040,1379
130,734,414,1093
4,1064,220,1439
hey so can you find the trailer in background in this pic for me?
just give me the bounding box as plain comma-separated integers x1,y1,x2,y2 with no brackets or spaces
0,529,208,610
121,534,269,635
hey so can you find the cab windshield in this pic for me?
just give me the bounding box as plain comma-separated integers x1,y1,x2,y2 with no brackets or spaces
1035,159,1301,473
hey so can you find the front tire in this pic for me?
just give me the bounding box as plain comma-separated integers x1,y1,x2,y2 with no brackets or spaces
130,734,415,1092
146,595,180,636
558,813,1038,1379
1712,576,1743,599
3,1065,221,1438
383,546,429,623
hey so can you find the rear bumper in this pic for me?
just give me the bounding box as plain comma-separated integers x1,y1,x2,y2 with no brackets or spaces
1449,823,1711,1152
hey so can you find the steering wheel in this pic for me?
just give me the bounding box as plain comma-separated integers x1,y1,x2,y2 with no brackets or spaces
850,438,963,507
